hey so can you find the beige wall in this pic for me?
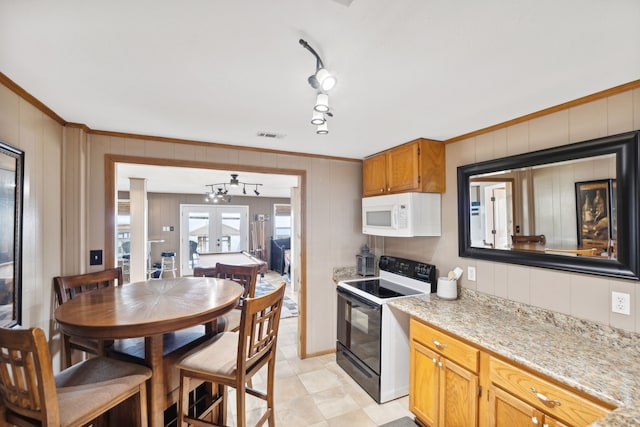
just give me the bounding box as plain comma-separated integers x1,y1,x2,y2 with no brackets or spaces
0,84,63,343
4,75,640,359
143,192,290,269
385,88,640,334
85,133,366,355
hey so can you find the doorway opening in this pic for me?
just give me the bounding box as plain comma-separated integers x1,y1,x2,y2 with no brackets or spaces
107,156,307,358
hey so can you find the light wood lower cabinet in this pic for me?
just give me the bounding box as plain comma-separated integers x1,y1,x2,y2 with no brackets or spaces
409,317,612,427
489,385,569,427
410,318,479,426
488,357,609,426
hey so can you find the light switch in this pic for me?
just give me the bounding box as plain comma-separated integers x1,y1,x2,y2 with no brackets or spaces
89,250,103,266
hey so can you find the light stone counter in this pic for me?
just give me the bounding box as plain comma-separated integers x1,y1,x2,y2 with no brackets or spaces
389,289,640,427
332,266,362,283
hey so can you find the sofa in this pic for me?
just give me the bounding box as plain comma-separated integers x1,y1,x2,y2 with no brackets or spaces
270,237,290,275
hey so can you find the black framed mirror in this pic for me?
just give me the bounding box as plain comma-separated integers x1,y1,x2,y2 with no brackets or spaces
457,130,639,281
0,141,24,327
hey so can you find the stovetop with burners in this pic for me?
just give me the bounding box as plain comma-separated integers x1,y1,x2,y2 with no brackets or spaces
338,255,437,304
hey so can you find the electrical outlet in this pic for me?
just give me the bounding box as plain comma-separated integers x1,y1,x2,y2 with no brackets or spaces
467,266,476,282
611,291,631,315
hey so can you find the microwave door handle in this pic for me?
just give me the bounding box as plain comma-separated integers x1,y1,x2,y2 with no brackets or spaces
391,205,398,229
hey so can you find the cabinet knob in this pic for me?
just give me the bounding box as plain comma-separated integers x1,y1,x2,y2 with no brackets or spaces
437,361,443,367
387,188,390,191
531,416,539,425
432,358,437,364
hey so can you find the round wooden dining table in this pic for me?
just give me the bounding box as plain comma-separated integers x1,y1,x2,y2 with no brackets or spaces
55,276,243,427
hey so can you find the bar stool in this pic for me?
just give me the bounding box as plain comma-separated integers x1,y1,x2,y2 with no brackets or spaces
160,251,177,278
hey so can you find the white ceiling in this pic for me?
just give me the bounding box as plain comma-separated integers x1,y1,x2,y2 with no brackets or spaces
117,163,298,198
3,1,640,199
1,1,639,161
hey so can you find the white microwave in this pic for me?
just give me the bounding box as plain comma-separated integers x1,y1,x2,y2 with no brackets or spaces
362,192,441,237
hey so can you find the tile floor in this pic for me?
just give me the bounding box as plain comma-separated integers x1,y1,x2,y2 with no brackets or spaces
224,274,415,426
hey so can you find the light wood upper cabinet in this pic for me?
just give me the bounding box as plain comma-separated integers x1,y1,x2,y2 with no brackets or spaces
363,138,445,197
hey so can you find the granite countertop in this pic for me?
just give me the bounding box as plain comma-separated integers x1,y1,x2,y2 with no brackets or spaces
332,266,363,283
389,289,640,427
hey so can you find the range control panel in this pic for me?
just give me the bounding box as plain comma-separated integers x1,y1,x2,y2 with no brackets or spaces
378,255,436,285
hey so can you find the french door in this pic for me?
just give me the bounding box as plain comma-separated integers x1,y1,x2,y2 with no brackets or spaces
180,205,249,276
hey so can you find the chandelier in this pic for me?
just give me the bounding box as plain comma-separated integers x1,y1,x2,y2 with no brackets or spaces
299,39,336,135
205,174,263,203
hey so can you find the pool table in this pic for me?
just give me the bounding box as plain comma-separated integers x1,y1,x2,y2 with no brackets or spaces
197,251,268,276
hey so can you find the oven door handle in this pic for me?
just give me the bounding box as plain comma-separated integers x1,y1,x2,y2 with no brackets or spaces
341,349,373,379
337,287,380,310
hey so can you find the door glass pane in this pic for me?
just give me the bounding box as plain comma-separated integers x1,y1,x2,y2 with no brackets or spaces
189,212,209,267
220,212,242,252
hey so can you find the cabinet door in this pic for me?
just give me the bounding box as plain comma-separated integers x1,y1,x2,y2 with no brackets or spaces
363,153,387,196
489,385,544,427
386,142,421,193
410,341,439,426
441,358,479,427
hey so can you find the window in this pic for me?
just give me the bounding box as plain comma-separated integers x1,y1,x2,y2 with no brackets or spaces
273,204,291,239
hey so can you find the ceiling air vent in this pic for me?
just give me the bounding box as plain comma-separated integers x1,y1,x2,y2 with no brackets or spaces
257,131,285,139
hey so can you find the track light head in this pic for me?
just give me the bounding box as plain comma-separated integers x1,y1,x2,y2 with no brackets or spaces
229,174,239,187
316,122,329,135
311,110,325,125
242,184,247,195
254,185,260,196
314,93,330,113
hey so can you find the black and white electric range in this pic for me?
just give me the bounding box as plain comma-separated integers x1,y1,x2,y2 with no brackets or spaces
336,255,436,403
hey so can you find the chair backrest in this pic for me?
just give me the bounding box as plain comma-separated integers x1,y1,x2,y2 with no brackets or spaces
214,263,259,300
511,234,546,244
0,327,60,426
53,267,123,305
192,266,217,277
237,282,286,376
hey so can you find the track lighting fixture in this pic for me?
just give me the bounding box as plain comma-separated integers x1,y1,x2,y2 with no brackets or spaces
205,174,263,203
300,38,335,135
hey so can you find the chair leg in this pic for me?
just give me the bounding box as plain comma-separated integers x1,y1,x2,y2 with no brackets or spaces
267,360,276,426
62,334,72,368
236,380,246,427
218,384,227,426
178,374,190,427
139,382,149,427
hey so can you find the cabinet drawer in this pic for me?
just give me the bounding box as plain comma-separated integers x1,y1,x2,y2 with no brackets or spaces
410,318,478,373
489,357,610,426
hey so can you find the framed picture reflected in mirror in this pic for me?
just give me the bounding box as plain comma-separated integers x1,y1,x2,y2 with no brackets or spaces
0,141,24,328
575,179,614,250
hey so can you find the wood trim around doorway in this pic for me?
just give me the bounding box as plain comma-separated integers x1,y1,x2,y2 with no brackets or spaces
104,154,309,358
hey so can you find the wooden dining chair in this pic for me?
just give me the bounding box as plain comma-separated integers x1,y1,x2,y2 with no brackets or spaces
544,247,600,256
192,266,217,277
0,326,151,427
511,234,546,244
176,282,286,427
213,263,260,333
53,267,123,368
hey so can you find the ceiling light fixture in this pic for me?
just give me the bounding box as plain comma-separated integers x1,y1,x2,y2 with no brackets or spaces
205,174,263,203
300,38,335,135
